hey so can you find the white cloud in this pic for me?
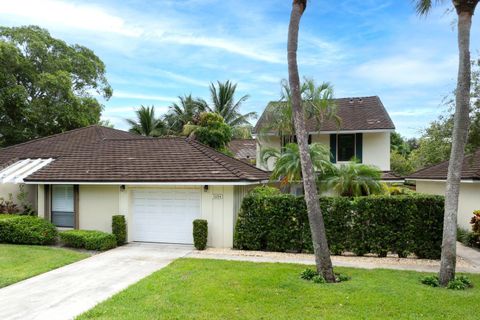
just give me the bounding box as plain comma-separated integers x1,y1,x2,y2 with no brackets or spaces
352,53,457,87
3,0,142,37
113,91,176,102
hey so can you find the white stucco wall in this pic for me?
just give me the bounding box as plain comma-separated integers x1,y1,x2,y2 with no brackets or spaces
79,185,120,232
416,180,480,230
362,132,391,171
257,132,391,171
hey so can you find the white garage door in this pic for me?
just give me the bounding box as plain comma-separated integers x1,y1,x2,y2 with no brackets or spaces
132,188,201,244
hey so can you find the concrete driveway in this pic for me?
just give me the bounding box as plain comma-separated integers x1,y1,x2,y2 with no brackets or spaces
0,243,192,320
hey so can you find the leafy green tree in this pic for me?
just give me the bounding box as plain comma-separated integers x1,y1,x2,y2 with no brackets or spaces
165,94,208,134
208,81,257,127
322,162,383,197
391,132,411,156
261,143,333,185
126,105,165,137
0,26,112,146
231,125,253,139
190,112,232,152
414,0,478,286
390,150,415,176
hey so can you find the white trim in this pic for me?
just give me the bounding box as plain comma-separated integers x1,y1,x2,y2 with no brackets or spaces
259,129,394,136
24,180,268,186
408,178,480,184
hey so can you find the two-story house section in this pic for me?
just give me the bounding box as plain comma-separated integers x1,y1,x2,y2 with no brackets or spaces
254,96,398,181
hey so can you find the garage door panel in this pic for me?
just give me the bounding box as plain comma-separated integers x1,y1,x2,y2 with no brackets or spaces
132,188,201,244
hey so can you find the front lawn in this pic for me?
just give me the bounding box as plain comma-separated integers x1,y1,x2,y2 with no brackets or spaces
79,258,480,320
0,244,89,288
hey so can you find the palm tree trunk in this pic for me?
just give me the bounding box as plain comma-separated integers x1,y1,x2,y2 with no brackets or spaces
288,0,336,282
439,9,473,286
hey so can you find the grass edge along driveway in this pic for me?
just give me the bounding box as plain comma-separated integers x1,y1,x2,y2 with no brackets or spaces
0,244,89,288
79,258,480,320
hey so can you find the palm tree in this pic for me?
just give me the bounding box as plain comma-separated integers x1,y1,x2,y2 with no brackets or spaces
415,0,478,286
126,105,165,137
209,81,257,127
287,0,336,282
165,94,208,134
261,143,334,186
322,162,383,197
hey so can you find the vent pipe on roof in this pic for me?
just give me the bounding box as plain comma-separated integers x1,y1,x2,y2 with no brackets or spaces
349,98,354,104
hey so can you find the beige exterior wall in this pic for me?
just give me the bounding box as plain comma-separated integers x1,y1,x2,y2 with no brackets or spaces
416,180,480,230
79,185,120,233
0,183,37,212
362,132,391,171
257,131,391,171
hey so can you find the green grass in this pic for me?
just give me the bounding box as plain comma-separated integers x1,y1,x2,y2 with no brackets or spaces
79,258,480,320
0,244,89,288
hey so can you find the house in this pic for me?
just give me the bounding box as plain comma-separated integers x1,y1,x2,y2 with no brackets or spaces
0,126,268,247
407,149,480,229
254,96,399,181
228,139,256,164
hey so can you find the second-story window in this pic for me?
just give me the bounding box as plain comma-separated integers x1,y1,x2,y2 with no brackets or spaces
337,134,356,162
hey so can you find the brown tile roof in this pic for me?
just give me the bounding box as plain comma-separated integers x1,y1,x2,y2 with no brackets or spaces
228,139,256,161
407,149,480,181
381,171,404,181
0,126,268,183
254,96,395,134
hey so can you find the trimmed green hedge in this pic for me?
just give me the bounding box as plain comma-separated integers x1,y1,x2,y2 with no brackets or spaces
59,230,117,251
112,215,127,245
0,215,57,245
193,219,208,250
234,194,444,259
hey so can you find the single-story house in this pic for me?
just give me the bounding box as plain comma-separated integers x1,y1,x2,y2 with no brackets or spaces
254,96,401,182
407,149,480,229
0,126,268,247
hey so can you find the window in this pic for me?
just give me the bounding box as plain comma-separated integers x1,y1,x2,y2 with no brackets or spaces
337,134,355,162
281,135,312,149
51,185,74,228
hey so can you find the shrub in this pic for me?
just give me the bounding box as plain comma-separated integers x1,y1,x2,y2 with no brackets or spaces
59,230,117,251
335,273,351,282
312,275,326,284
0,215,57,245
193,219,208,250
300,268,317,280
421,275,473,290
0,194,20,214
421,275,440,287
248,186,280,197
112,215,127,245
234,193,444,259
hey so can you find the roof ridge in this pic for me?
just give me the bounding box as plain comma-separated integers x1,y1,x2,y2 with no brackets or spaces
186,139,267,180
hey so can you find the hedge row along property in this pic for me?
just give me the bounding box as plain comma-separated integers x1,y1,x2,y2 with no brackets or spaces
234,194,444,259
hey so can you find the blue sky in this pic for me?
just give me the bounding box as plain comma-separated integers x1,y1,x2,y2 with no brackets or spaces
1,0,479,138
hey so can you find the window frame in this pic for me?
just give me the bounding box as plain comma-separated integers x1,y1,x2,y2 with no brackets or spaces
50,184,76,228
336,134,356,162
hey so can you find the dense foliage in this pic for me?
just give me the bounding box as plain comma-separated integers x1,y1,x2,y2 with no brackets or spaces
193,219,208,250
234,194,444,259
112,215,127,245
0,215,57,245
59,230,117,251
190,112,233,152
126,105,166,136
0,26,111,146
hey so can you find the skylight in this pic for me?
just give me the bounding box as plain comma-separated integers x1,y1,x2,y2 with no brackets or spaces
0,158,54,184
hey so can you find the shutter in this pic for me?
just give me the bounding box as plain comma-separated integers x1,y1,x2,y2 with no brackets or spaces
330,134,337,163
355,133,363,163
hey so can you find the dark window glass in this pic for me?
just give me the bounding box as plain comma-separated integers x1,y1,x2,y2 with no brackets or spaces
337,134,355,161
51,185,74,228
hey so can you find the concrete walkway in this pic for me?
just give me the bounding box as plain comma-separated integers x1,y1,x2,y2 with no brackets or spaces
0,243,192,320
457,242,480,268
188,245,480,274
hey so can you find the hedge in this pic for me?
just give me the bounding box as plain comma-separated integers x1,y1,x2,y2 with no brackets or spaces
0,214,57,245
59,230,117,251
234,194,444,259
112,215,127,245
193,219,208,250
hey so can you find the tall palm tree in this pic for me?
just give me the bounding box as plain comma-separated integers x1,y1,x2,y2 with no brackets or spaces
322,162,383,197
288,0,336,282
415,0,478,286
209,81,257,127
261,143,334,186
126,105,165,137
165,94,208,134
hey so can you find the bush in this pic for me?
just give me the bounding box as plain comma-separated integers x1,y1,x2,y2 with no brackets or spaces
300,268,317,280
421,274,473,290
59,230,117,251
112,215,127,245
420,275,440,287
193,219,208,250
312,275,326,284
234,193,444,259
0,215,57,245
248,186,280,197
